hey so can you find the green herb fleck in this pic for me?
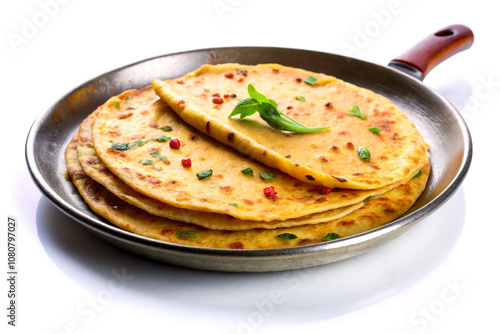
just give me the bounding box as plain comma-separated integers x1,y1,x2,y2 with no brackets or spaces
155,135,171,142
138,159,153,165
296,96,306,102
196,169,213,180
278,233,298,240
363,196,372,204
259,170,276,180
412,170,423,179
130,139,148,149
358,146,371,161
368,127,381,134
241,167,254,176
228,84,329,133
347,106,367,119
228,203,238,207
158,155,167,161
176,230,199,240
304,76,318,85
161,126,173,132
323,233,340,241
111,142,130,151
150,150,160,157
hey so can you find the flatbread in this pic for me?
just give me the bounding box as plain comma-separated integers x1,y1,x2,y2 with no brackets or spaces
152,63,429,190
92,86,418,222
66,134,430,249
77,110,365,230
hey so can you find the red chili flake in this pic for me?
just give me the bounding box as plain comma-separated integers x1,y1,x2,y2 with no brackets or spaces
212,97,224,104
169,138,181,149
230,93,237,98
181,158,191,167
230,242,244,249
212,93,220,97
346,142,354,149
287,106,293,110
318,186,333,195
223,94,230,98
263,186,278,200
272,68,280,73
296,78,302,83
176,79,185,84
325,102,333,108
237,77,244,83
224,72,234,79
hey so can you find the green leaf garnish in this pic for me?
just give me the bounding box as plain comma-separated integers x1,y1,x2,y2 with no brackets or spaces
229,84,329,133
155,135,171,142
228,203,238,207
176,230,199,240
278,233,298,240
347,106,367,119
363,196,372,204
241,167,254,176
259,170,276,180
196,169,213,179
111,142,130,151
368,127,381,134
323,233,340,241
138,159,153,165
161,126,173,132
129,139,148,149
412,170,423,179
358,146,371,161
304,76,318,85
296,96,306,102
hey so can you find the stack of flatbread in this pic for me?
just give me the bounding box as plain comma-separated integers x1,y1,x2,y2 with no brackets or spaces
65,63,429,249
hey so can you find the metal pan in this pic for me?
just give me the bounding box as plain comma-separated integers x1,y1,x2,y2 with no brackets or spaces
26,25,473,272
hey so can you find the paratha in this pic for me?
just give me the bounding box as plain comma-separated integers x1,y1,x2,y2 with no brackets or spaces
91,86,420,222
77,110,365,230
152,63,429,190
66,134,430,249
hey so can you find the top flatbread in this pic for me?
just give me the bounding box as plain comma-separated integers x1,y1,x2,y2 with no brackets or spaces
152,63,429,190
91,86,419,222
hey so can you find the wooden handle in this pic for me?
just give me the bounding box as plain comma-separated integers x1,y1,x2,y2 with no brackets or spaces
389,24,474,80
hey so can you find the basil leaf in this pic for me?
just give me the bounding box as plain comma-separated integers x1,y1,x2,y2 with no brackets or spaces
229,84,330,134
304,76,318,85
247,83,278,109
347,106,367,119
368,127,381,134
278,233,298,240
229,97,261,118
358,146,371,161
241,167,254,175
323,233,340,241
259,170,276,180
196,169,213,179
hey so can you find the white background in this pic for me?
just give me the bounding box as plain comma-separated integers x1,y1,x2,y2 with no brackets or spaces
2,0,499,333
